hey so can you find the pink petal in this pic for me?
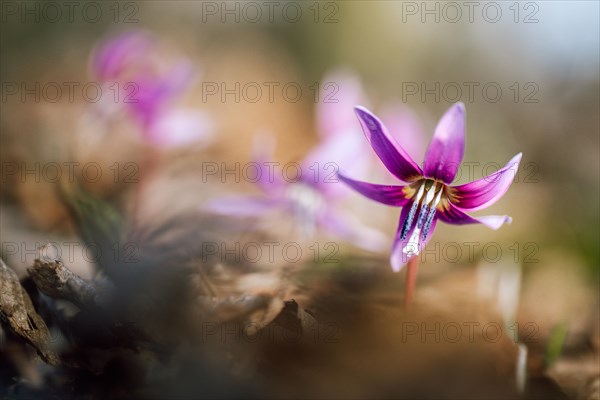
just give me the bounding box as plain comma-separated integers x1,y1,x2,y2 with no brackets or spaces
423,102,466,184
452,153,522,211
337,173,409,206
91,31,154,81
128,62,195,127
437,202,512,230
92,31,196,129
355,106,423,182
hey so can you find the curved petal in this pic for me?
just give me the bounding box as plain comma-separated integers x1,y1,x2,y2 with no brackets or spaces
201,196,280,217
390,204,438,272
337,173,409,207
437,203,512,230
354,106,423,182
423,102,466,184
452,153,522,211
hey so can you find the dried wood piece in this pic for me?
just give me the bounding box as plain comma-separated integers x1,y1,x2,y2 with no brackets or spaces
27,258,101,310
0,257,59,365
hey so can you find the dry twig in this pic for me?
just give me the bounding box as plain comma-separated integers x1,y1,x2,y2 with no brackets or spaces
27,257,101,310
0,257,59,365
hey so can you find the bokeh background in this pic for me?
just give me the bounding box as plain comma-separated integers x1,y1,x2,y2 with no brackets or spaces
1,1,598,399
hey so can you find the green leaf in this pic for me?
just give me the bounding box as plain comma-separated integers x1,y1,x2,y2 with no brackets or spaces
546,322,568,367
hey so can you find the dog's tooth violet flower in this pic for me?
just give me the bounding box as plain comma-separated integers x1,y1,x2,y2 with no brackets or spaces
339,102,522,272
89,30,214,148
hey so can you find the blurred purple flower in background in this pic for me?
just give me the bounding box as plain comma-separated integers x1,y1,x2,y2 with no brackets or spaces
89,30,214,148
203,70,393,251
339,103,522,271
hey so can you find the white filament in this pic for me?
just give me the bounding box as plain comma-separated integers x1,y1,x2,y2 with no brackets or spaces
403,182,439,256
413,183,426,204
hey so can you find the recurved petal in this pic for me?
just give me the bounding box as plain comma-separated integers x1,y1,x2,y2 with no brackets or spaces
354,106,423,182
390,204,438,272
437,202,512,230
452,153,522,211
423,102,466,184
337,173,409,206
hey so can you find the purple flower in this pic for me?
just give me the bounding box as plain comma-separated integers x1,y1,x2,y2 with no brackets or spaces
203,71,390,251
204,132,389,251
90,30,213,148
339,103,522,272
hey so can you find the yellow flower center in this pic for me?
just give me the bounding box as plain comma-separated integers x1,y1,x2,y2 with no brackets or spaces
399,179,448,256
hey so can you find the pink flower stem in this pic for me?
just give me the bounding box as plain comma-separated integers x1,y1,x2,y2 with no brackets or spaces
404,256,419,310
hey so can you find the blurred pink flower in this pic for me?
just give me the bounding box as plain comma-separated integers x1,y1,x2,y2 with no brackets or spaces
203,70,388,250
203,133,389,252
90,30,213,148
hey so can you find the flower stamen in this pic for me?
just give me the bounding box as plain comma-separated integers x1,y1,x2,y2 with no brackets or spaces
421,186,443,241
400,182,425,240
403,181,439,256
416,182,438,229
